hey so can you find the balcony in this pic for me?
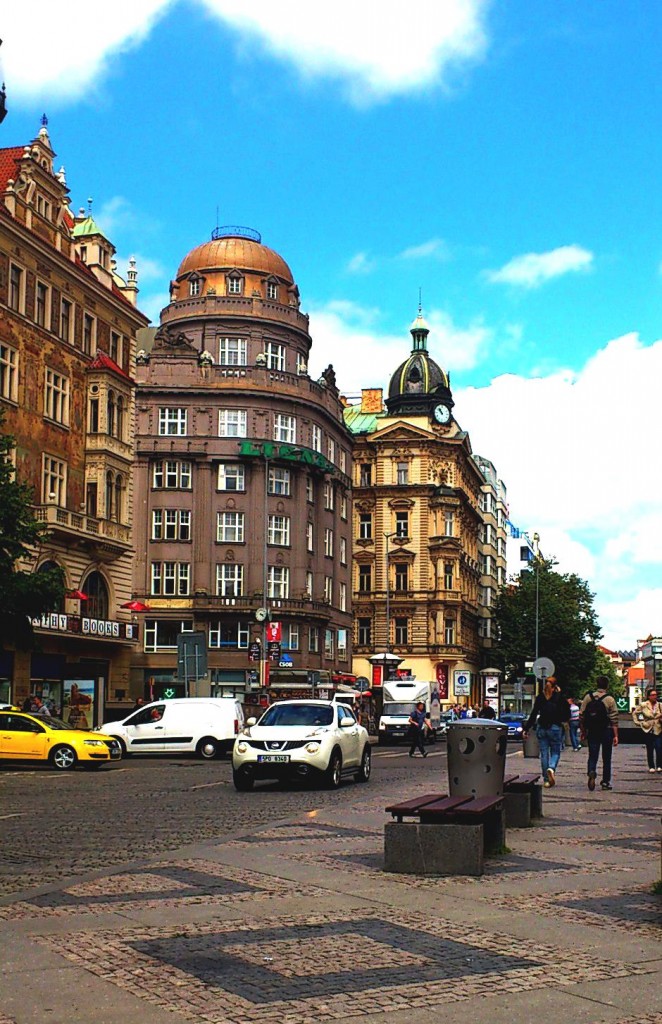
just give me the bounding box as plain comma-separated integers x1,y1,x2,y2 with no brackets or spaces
143,593,335,620
161,293,310,332
34,505,132,561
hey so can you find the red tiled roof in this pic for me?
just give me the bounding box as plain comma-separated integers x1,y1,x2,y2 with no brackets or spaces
88,350,132,381
0,146,24,191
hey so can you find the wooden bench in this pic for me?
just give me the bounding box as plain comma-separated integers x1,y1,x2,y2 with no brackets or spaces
384,793,506,876
503,772,543,827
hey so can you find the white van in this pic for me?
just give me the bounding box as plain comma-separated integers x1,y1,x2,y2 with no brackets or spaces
98,698,244,759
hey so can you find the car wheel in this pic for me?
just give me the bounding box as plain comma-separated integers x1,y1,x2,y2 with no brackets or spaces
355,745,371,783
233,768,254,791
50,745,77,771
197,736,220,760
324,748,342,789
116,738,128,757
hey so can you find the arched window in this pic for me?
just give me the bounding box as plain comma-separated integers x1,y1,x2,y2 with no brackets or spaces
105,471,114,520
38,560,64,612
107,390,116,437
116,395,125,441
83,571,109,620
115,474,123,523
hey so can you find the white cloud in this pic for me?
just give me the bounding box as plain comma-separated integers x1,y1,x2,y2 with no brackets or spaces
2,1,172,102
458,332,662,649
4,0,490,107
427,310,491,372
92,196,134,237
486,244,594,289
399,238,450,261
115,253,165,283
346,252,376,275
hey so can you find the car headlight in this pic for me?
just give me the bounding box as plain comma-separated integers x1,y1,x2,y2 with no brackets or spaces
236,742,248,754
305,742,321,753
379,722,386,730
83,739,105,747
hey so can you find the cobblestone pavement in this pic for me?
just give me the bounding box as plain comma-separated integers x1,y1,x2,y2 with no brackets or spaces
0,743,660,1024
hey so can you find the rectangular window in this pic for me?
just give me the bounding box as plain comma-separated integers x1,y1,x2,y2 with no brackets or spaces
337,628,347,660
218,337,246,365
265,341,285,371
306,570,314,597
306,522,314,552
227,276,242,294
219,409,247,437
311,425,322,452
42,454,66,504
339,449,347,474
274,413,296,443
444,562,454,589
151,509,191,541
44,369,70,425
216,563,244,597
309,626,319,654
359,514,372,540
110,331,122,364
217,511,245,543
358,565,372,592
268,514,290,546
444,618,455,645
60,298,72,342
327,438,335,464
268,467,291,495
396,461,409,485
0,343,18,402
8,264,23,312
323,482,334,511
340,493,348,520
394,618,409,645
209,620,250,649
324,528,334,557
82,313,95,355
189,278,201,297
340,537,347,565
395,511,409,538
324,628,334,658
282,624,299,651
358,617,372,646
217,464,245,491
267,281,278,301
339,582,347,612
444,511,454,537
359,463,372,487
144,619,193,652
394,564,408,591
35,282,49,328
159,407,187,435
267,565,289,599
152,460,192,489
151,561,190,596
296,352,307,375
306,476,314,503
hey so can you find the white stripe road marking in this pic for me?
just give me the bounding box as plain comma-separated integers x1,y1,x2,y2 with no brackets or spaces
0,812,25,819
190,780,228,790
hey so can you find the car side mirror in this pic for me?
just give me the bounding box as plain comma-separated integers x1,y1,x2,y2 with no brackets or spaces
247,717,257,727
339,718,353,728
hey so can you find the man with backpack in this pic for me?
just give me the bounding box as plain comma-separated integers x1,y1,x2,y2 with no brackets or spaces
579,676,619,791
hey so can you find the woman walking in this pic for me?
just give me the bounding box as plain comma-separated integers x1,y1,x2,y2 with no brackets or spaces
523,678,571,787
632,690,662,772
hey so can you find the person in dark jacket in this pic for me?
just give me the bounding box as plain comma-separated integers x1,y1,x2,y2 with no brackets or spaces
407,702,429,758
523,678,570,787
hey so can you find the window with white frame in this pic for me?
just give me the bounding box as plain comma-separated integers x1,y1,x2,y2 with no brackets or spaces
296,352,307,375
395,511,409,538
337,628,347,660
35,281,49,328
189,278,201,297
217,464,245,491
152,460,192,489
324,628,334,658
309,626,319,653
327,438,335,463
217,511,245,543
60,298,72,343
394,618,409,645
0,343,18,402
311,424,322,452
216,563,244,597
110,331,122,365
323,482,334,511
150,561,190,596
324,528,334,557
82,313,95,355
394,564,409,591
268,467,290,495
209,620,249,648
324,575,333,603
144,619,193,652
306,476,314,502
444,511,454,537
283,623,299,650
218,409,247,437
306,570,313,597
339,449,346,474
268,514,290,546
265,341,285,371
159,407,187,435
227,275,243,294
359,513,372,540
444,617,455,645
339,582,347,612
44,369,70,425
340,493,348,520
274,413,296,443
8,264,24,313
218,337,246,365
340,537,347,565
306,522,314,552
152,509,191,541
444,561,454,589
359,463,372,487
268,565,289,598
266,281,279,300
396,461,409,485
42,454,66,504
358,565,372,592
357,617,372,646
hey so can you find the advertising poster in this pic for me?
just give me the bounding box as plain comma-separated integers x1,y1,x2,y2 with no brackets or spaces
63,679,95,729
435,663,448,699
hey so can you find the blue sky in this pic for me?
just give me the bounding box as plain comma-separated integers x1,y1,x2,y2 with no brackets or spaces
3,0,661,650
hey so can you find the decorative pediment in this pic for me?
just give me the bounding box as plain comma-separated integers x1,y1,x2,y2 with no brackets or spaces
371,421,433,443
387,497,415,510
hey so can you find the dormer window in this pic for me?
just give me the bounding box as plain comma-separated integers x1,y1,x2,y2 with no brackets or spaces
80,245,87,263
189,276,202,297
267,280,278,301
227,272,243,295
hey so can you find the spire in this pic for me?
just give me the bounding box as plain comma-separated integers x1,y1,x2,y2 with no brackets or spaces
409,296,429,353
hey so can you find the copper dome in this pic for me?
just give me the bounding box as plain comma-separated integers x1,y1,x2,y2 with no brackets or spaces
176,229,294,283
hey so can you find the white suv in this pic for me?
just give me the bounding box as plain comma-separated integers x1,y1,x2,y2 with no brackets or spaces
232,699,371,791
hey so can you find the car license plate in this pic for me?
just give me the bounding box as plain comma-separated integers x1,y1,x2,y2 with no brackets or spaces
257,754,290,763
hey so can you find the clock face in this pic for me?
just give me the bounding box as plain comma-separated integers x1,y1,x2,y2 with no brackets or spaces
433,403,450,424
255,607,268,623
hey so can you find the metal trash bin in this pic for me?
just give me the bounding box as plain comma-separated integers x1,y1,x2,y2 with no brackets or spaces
447,719,508,798
522,729,540,759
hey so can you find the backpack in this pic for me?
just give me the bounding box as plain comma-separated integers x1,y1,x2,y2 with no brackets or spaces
584,693,609,734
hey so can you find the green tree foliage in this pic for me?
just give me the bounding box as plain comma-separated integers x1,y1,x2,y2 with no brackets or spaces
494,558,602,696
0,419,65,648
586,648,624,698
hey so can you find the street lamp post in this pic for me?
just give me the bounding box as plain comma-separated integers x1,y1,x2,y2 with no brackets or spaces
384,532,396,654
532,532,540,662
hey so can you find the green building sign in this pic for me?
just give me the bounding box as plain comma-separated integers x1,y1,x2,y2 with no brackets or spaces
238,440,335,475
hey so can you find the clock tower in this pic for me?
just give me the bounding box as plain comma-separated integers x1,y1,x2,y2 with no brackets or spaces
385,306,454,421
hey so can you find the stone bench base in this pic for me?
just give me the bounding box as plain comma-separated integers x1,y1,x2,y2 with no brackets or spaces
384,821,484,876
504,786,543,828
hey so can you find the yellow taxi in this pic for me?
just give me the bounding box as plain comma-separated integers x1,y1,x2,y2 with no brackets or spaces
0,710,122,770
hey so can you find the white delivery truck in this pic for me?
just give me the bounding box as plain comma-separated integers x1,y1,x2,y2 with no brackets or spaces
378,679,441,746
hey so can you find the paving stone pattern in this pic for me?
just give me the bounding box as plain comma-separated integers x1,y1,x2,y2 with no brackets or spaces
486,885,661,939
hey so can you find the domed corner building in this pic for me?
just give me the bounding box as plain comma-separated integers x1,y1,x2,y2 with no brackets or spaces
131,227,354,704
345,308,502,710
